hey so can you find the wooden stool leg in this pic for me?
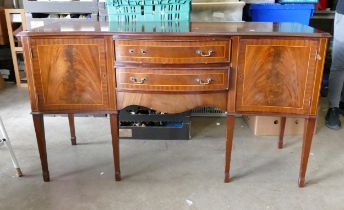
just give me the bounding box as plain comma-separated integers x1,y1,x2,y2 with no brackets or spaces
278,117,286,149
224,115,235,183
110,113,121,181
298,117,316,188
68,114,76,145
32,114,50,182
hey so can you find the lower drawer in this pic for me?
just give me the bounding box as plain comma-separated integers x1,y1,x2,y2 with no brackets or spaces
116,68,229,92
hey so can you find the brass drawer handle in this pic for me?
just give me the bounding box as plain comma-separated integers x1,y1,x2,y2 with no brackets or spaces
195,78,213,85
128,49,135,54
130,76,146,84
196,49,214,57
140,49,147,55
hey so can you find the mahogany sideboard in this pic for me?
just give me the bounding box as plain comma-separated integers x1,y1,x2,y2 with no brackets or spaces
19,22,330,187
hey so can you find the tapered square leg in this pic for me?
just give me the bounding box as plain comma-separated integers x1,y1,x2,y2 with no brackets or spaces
16,168,23,177
110,113,121,181
224,115,235,183
278,117,286,149
298,117,316,188
32,114,50,182
68,114,76,145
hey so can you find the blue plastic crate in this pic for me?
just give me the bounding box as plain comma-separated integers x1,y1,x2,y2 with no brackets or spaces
249,3,315,25
278,0,318,3
106,0,191,22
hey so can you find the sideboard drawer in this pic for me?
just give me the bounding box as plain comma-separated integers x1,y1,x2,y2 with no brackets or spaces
116,68,229,92
115,40,230,63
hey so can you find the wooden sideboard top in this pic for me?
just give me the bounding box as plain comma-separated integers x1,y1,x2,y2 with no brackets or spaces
19,21,331,37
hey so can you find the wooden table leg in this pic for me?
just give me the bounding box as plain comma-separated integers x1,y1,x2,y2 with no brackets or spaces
68,114,76,145
298,117,316,188
278,117,286,149
224,115,235,183
32,114,50,182
110,113,121,181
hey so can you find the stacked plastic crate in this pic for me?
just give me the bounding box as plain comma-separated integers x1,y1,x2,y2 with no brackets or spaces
191,0,245,21
23,0,99,30
247,0,317,25
101,0,191,33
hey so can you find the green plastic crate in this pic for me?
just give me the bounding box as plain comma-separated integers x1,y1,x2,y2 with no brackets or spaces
109,21,190,32
106,0,191,22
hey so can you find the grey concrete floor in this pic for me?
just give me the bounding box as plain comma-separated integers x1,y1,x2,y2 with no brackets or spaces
1,85,344,210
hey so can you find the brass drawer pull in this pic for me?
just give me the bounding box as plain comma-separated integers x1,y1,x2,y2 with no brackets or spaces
128,49,135,54
130,76,146,84
140,49,147,54
196,49,214,57
195,78,213,85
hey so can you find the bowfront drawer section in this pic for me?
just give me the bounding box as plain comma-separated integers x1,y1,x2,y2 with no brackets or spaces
116,68,229,92
115,39,230,63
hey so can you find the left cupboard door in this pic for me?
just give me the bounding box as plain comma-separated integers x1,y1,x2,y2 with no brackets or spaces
24,36,115,113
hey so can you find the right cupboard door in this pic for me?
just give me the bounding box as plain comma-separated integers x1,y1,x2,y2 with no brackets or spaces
236,38,320,115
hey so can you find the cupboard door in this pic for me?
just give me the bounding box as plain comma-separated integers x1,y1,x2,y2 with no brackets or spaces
29,37,114,112
236,39,319,115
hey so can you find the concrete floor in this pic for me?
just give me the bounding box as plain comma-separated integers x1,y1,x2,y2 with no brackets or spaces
1,85,344,210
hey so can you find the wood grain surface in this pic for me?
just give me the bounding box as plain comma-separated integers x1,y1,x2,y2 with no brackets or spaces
236,38,319,115
20,29,328,186
115,39,230,63
28,37,115,112
116,68,229,92
18,22,331,38
116,92,228,113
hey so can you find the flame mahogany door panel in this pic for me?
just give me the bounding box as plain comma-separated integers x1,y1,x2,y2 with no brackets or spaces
28,36,115,112
236,38,320,115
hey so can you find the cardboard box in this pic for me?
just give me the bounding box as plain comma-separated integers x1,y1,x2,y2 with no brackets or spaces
243,116,308,136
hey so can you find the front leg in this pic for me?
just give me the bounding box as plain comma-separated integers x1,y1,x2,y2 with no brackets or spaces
278,117,286,149
224,115,235,183
110,113,121,181
68,114,76,145
32,114,50,182
298,117,316,187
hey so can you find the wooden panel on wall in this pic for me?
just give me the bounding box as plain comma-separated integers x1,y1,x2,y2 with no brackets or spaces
0,8,8,45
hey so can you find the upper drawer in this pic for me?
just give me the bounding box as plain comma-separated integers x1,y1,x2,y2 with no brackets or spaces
115,39,230,64
116,68,229,92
